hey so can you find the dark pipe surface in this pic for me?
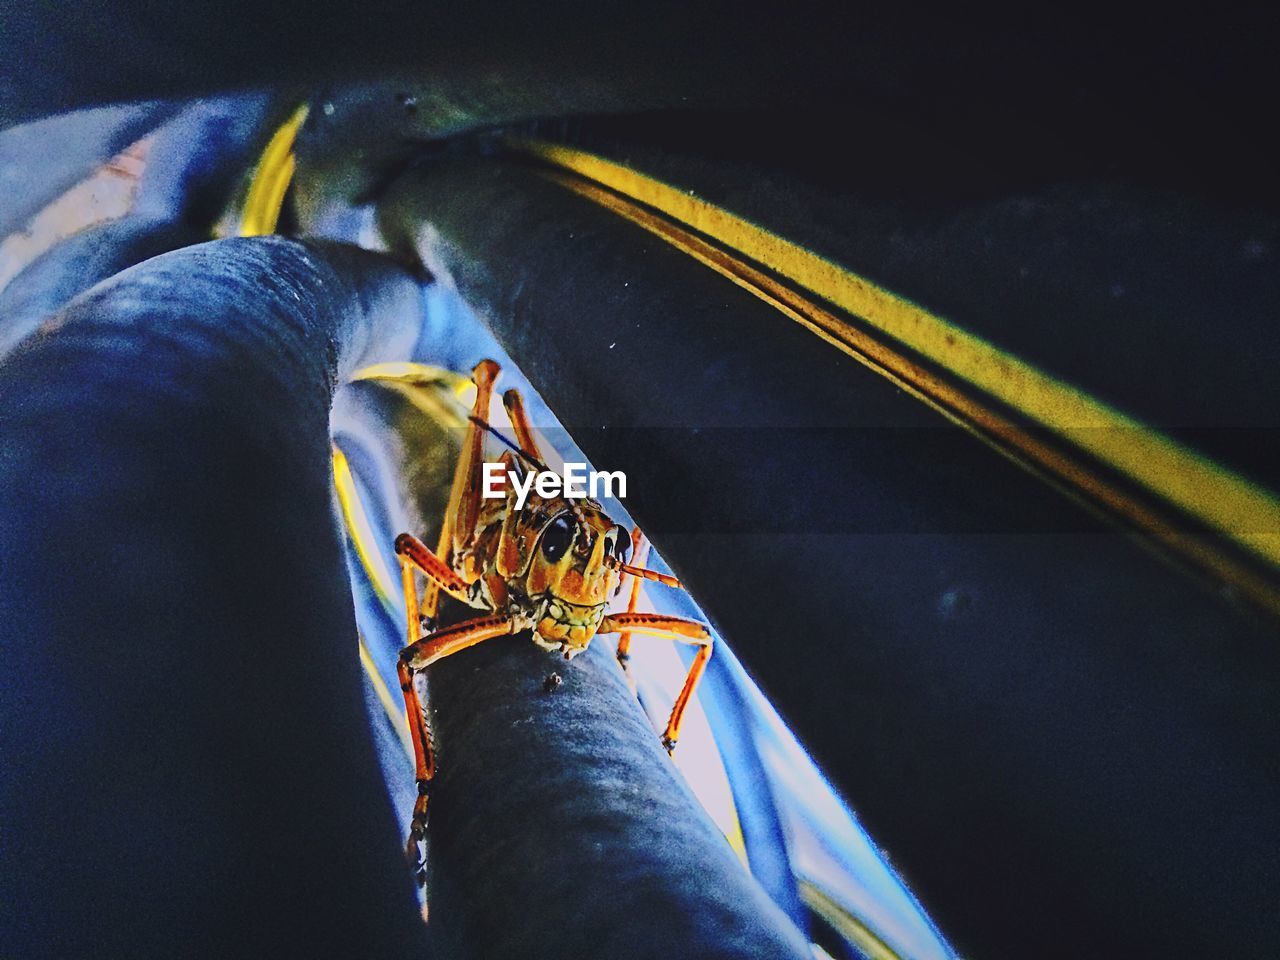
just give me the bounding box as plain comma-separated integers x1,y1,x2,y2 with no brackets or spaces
428,637,812,960
1,93,280,360
0,237,429,958
0,217,200,358
378,158,1280,960
0,100,174,235
5,3,1279,210
332,380,812,960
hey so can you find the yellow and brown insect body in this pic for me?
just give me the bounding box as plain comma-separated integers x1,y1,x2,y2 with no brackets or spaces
457,451,628,656
519,505,628,657
393,359,712,882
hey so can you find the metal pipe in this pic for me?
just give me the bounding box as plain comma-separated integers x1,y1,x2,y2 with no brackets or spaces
376,156,1280,960
10,1,1272,219
331,376,814,960
1,94,281,360
0,218,200,358
0,237,430,958
0,101,176,234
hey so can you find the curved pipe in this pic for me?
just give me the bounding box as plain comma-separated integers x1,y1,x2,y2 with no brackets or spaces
376,157,1280,960
0,100,175,233
0,237,427,958
0,94,283,361
332,376,813,960
0,218,200,359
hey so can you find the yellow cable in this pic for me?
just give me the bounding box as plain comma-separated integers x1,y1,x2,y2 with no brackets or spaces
798,879,903,960
331,445,398,605
514,138,1280,575
359,633,414,759
333,445,413,759
517,141,1280,564
350,361,459,385
239,104,309,237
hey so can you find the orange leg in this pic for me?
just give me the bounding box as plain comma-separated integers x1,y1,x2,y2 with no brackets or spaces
439,359,501,564
600,612,713,754
502,387,545,462
392,360,517,887
614,528,650,671
396,613,515,881
397,657,433,880
396,531,472,623
396,532,466,798
421,359,501,623
395,526,504,876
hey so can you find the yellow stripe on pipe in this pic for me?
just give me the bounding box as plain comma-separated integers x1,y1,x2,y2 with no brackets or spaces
798,880,904,960
333,445,412,758
360,633,414,759
350,361,472,432
350,361,459,385
239,104,308,237
514,138,1280,572
332,444,398,605
540,171,1280,617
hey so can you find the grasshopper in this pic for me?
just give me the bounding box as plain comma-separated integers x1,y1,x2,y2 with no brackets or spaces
394,359,712,876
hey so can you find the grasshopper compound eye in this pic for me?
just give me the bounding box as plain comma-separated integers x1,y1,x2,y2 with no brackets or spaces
540,514,574,562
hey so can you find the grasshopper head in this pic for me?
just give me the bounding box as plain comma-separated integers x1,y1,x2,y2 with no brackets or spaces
516,499,629,657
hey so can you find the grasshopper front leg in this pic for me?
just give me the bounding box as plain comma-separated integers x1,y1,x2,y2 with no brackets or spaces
613,528,650,689
394,608,515,883
396,529,512,880
600,612,713,753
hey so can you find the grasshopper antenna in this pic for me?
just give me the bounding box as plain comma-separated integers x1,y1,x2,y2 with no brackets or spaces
469,413,598,537
468,414,549,473
611,560,681,589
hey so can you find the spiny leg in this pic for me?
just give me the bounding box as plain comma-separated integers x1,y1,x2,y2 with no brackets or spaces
396,531,472,628
397,614,515,882
401,615,515,670
614,528,650,681
396,544,432,872
395,530,502,876
397,657,433,881
395,535,459,875
600,612,713,754
394,360,510,888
